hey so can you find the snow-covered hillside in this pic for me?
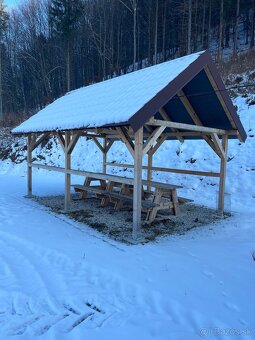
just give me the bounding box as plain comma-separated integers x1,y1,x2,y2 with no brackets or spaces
1,95,255,214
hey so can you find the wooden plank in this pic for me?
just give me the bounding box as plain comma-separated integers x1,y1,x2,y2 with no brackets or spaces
116,127,135,158
64,131,71,211
159,107,184,143
133,128,143,239
105,162,220,177
218,135,228,216
142,126,165,155
73,185,156,208
30,163,184,188
148,118,228,135
161,130,238,137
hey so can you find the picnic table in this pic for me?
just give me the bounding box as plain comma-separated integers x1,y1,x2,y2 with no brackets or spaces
73,173,184,223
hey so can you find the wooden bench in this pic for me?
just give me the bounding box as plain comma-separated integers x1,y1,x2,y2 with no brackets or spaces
73,184,157,209
73,173,183,223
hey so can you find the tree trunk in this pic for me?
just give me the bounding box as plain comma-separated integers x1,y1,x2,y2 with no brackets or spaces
187,0,192,54
207,0,211,48
233,0,240,56
66,39,71,92
201,0,206,48
217,0,224,61
250,0,255,48
153,0,158,65
133,0,137,71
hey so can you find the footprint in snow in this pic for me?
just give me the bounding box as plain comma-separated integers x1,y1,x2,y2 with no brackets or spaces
224,301,239,312
202,270,214,278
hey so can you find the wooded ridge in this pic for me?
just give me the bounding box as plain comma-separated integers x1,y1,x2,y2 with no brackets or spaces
0,0,254,122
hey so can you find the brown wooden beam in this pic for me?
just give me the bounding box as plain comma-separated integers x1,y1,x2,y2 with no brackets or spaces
67,133,80,155
133,127,143,240
64,131,71,211
142,126,166,155
105,162,220,177
27,135,33,197
116,127,135,158
159,107,184,143
177,90,222,158
218,135,228,216
148,118,228,135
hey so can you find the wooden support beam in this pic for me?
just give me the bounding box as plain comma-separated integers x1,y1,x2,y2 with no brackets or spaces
31,132,51,151
133,128,143,240
27,135,32,197
116,127,135,158
204,66,237,132
64,131,71,211
29,134,36,150
142,126,166,155
105,139,114,153
67,133,80,155
103,138,107,174
218,135,228,216
150,135,167,154
211,133,226,159
159,108,184,143
148,118,228,135
56,132,65,150
144,125,153,133
147,150,153,191
105,162,220,177
177,90,222,158
92,136,104,152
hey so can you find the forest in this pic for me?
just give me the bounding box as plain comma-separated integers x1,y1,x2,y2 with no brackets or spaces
0,0,255,122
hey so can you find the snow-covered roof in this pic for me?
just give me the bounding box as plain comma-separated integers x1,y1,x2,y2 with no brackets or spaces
12,50,246,142
12,52,204,134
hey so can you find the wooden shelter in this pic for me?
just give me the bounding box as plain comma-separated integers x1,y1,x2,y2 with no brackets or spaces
12,51,246,241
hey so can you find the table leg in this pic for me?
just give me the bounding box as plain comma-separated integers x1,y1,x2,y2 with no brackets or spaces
146,188,163,222
101,181,114,207
171,189,180,215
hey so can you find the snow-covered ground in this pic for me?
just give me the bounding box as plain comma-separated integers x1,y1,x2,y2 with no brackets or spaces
0,95,255,339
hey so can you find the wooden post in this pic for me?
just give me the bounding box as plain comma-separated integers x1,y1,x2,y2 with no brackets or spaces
133,128,143,240
103,138,107,174
27,134,32,197
218,135,228,216
147,150,153,191
64,131,71,211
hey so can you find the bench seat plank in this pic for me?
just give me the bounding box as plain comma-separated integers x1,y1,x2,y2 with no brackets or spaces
73,184,157,208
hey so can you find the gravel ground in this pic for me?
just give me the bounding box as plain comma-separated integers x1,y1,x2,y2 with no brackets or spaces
33,193,230,243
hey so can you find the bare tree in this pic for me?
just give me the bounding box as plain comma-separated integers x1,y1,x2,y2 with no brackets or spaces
118,0,137,70
187,0,192,54
217,0,224,61
233,0,240,56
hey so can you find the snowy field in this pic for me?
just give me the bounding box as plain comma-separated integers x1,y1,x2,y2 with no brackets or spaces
0,174,254,339
0,95,255,339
